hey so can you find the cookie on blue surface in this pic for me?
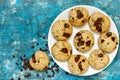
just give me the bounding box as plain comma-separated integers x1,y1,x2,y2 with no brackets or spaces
69,7,89,27
74,30,94,52
88,12,110,33
89,49,110,70
52,20,73,41
29,51,50,71
98,32,118,52
68,54,89,75
51,41,72,61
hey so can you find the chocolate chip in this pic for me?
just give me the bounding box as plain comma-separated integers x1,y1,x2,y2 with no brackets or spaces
60,48,68,53
76,32,81,36
70,50,72,54
82,20,84,23
78,37,82,42
24,73,31,78
77,10,83,19
18,77,21,80
82,59,85,62
101,39,105,43
116,42,118,44
82,47,85,49
11,78,14,80
72,17,74,20
77,41,84,46
32,53,36,63
98,53,103,57
78,62,83,71
63,33,70,38
16,62,19,65
23,58,33,70
65,72,69,75
36,74,39,77
36,43,39,46
31,46,34,49
106,32,112,37
107,43,109,44
12,55,15,58
64,23,69,28
94,18,103,32
75,55,81,62
20,69,23,72
86,40,91,46
111,37,115,42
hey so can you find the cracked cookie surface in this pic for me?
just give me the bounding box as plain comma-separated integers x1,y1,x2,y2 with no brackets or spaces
69,7,89,27
74,30,94,52
68,54,89,75
29,51,50,71
52,20,72,41
98,32,118,52
88,12,110,33
51,41,72,61
88,49,109,70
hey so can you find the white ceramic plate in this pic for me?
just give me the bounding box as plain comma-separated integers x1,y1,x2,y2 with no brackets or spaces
48,5,119,76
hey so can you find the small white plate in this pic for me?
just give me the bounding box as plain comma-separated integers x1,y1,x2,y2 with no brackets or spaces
48,5,119,76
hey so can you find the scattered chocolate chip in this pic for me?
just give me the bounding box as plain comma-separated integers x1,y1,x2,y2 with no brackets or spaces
107,43,109,44
82,20,84,23
24,73,31,78
20,57,23,61
82,59,85,62
11,78,14,80
106,32,112,37
77,41,84,46
20,69,23,72
45,43,48,47
98,53,103,57
87,37,89,39
47,75,51,78
76,32,81,36
94,18,103,32
82,47,85,49
18,77,21,80
111,37,115,42
78,37,82,42
76,10,83,19
36,74,39,77
31,46,34,49
16,62,19,65
101,39,105,43
60,48,68,53
12,55,15,58
39,48,44,51
116,42,118,44
64,23,69,28
75,55,81,62
86,40,91,46
78,62,83,71
23,54,26,57
36,43,39,46
32,53,36,63
63,33,70,38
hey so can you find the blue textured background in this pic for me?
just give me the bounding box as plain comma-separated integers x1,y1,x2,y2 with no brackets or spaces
0,0,120,80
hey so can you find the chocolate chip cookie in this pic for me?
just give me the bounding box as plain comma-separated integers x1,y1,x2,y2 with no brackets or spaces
29,51,50,71
52,20,72,41
88,12,110,33
51,41,72,61
98,32,118,52
68,54,89,75
74,30,94,52
69,7,89,27
89,49,110,70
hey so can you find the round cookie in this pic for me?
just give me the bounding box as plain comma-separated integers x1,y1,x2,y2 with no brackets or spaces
89,49,110,70
52,20,72,41
29,51,50,71
74,30,94,52
89,12,110,33
98,32,118,52
68,54,89,75
69,7,89,27
51,41,72,61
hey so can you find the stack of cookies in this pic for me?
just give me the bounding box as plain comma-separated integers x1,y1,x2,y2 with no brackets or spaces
51,7,118,75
